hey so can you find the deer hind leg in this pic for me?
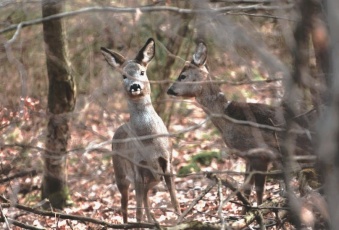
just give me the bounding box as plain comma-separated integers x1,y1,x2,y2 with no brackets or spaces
253,161,269,206
243,161,255,213
136,161,156,222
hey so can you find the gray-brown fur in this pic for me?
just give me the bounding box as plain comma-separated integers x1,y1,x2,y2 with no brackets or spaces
167,42,314,206
101,38,180,223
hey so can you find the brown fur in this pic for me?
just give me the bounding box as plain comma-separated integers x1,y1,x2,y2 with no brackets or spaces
167,42,315,206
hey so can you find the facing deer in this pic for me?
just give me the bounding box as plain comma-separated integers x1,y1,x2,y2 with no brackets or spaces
167,41,314,207
101,38,180,223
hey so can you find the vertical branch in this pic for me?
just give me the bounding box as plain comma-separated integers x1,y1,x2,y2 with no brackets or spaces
153,1,193,125
310,0,329,107
280,0,315,227
41,0,76,209
318,0,339,228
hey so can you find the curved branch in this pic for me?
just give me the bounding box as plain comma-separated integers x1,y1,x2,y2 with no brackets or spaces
0,196,155,229
176,180,217,224
0,4,294,35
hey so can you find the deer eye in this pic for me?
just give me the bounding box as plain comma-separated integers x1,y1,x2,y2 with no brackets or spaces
178,75,186,81
123,75,127,79
140,71,145,76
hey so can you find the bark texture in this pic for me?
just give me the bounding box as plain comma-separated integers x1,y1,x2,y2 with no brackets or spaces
41,0,76,209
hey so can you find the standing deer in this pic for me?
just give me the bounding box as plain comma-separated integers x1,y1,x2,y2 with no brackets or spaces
167,41,314,207
101,38,180,223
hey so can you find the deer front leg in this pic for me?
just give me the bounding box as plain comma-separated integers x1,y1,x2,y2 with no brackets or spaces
120,183,130,223
116,179,130,223
164,174,181,214
113,155,131,223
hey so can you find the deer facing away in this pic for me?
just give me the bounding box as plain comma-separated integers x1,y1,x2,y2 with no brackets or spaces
101,38,180,223
167,41,314,206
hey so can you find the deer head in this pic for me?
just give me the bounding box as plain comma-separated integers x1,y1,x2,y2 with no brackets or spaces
101,38,155,101
167,42,209,98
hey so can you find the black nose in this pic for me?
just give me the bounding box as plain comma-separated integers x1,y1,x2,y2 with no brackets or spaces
130,83,141,93
167,87,177,96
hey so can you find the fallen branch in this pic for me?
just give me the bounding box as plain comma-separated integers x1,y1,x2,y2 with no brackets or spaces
0,198,227,230
230,198,285,229
166,221,220,230
0,169,41,184
176,180,217,224
0,196,156,229
207,173,250,207
0,217,45,230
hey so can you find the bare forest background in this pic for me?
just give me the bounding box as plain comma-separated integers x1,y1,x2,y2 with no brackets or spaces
1,0,339,229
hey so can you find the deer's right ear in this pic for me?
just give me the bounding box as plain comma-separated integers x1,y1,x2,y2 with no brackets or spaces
192,42,207,67
101,47,126,68
135,38,155,66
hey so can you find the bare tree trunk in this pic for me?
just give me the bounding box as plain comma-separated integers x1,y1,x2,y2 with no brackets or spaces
280,1,318,227
318,0,339,228
41,0,76,209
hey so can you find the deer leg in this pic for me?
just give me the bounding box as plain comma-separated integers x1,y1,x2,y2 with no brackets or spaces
113,155,131,223
116,179,130,223
253,161,269,206
242,162,255,214
158,157,181,214
244,162,255,201
142,186,153,222
164,174,181,214
136,161,154,222
135,181,145,222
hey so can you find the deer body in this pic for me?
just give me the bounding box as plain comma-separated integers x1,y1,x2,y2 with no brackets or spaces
195,83,287,151
101,38,180,223
167,42,314,206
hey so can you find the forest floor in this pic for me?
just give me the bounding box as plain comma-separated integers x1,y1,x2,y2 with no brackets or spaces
0,96,290,230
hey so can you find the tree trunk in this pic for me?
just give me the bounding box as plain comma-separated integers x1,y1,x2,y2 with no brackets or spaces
318,0,339,228
41,0,76,209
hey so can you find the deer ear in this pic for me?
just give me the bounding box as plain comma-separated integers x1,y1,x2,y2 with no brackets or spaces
135,38,155,66
101,47,126,68
192,42,207,66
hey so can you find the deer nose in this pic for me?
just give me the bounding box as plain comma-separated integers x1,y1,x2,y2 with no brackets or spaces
130,83,142,95
167,87,177,96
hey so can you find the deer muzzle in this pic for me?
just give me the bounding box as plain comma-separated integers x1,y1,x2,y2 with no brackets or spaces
167,87,177,96
130,83,142,95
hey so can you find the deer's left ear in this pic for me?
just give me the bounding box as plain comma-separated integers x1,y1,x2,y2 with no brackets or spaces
101,47,126,68
135,38,155,66
192,42,207,67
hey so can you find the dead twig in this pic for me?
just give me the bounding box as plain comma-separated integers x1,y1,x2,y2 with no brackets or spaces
0,217,45,230
176,180,217,224
0,196,156,229
0,169,41,184
207,173,250,208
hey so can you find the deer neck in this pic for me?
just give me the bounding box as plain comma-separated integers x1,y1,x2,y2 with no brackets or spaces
127,95,163,134
196,80,229,115
128,95,156,116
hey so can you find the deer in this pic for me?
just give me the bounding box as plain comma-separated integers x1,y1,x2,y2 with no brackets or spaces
101,38,181,223
167,41,315,208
